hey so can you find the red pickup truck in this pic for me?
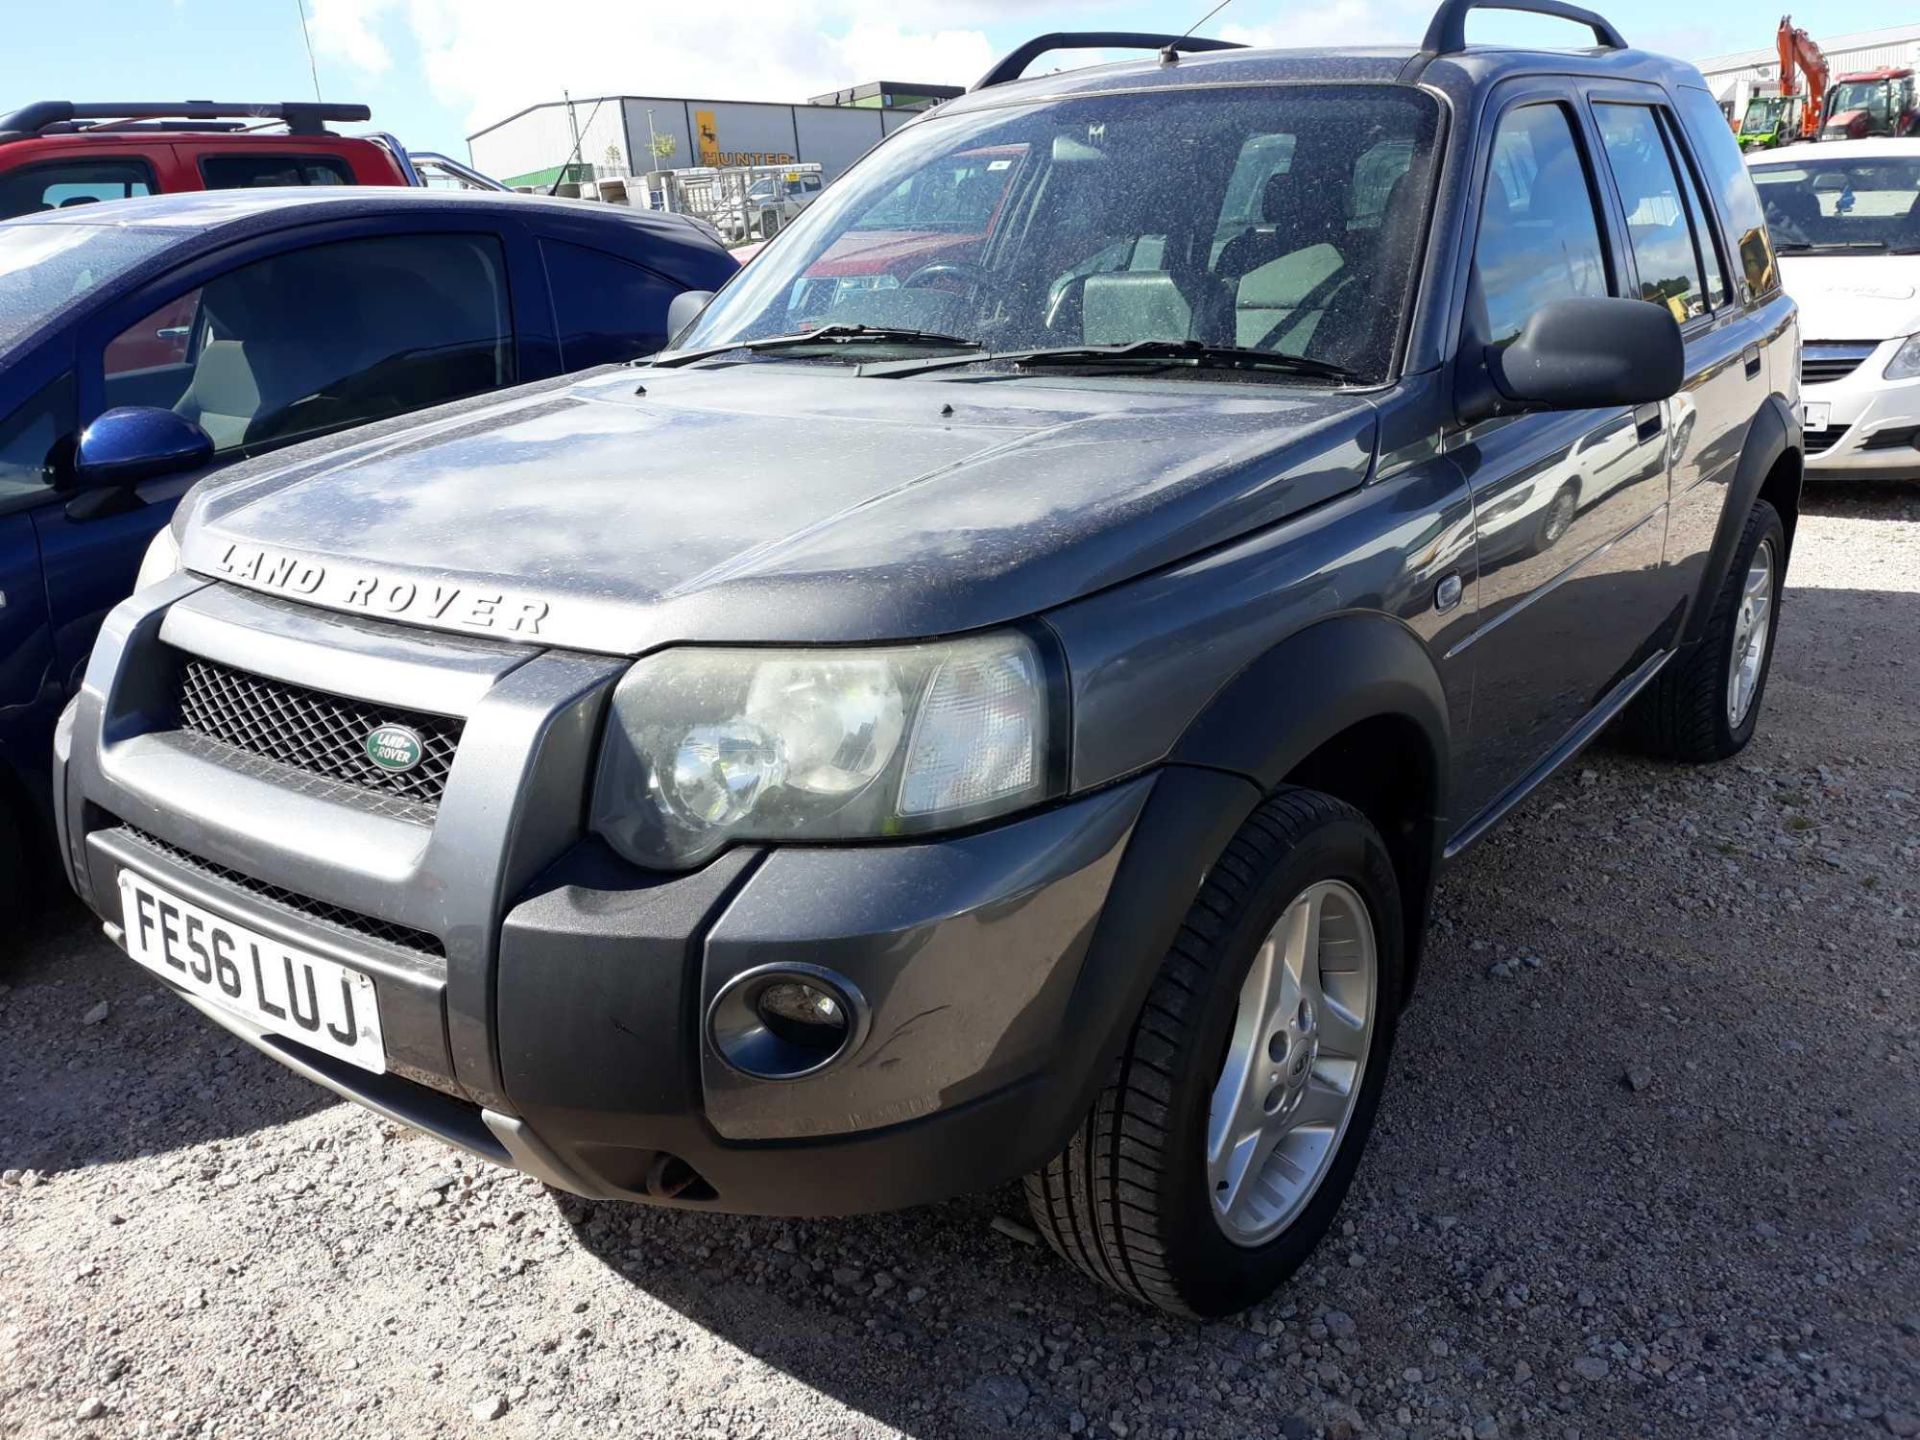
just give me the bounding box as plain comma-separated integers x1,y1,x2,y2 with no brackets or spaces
0,101,411,222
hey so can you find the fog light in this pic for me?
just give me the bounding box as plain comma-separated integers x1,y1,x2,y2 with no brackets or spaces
757,981,846,1046
707,965,867,1080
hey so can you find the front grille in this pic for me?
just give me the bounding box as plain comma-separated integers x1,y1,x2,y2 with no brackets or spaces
173,656,462,809
119,826,444,960
1801,344,1876,387
1862,425,1920,453
1803,425,1848,455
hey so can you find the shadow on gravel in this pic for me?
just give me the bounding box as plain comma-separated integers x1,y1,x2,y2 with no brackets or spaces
1797,477,1920,521
0,893,334,1176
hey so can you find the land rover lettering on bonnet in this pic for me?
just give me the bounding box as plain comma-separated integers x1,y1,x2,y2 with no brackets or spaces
58,1,1803,1317
210,542,551,636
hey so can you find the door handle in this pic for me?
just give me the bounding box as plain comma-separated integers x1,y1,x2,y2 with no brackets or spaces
1742,344,1763,379
1633,403,1663,443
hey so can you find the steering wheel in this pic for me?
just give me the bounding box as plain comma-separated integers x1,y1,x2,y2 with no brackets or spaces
900,260,987,293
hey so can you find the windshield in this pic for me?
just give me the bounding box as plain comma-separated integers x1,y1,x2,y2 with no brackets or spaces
674,85,1441,384
1750,155,1920,252
1741,98,1784,133
1828,80,1891,122
0,222,176,355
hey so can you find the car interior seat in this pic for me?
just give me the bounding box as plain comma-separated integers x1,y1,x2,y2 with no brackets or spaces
1217,171,1349,350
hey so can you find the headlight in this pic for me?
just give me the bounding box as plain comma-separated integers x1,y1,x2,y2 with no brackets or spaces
1885,334,1920,381
591,632,1058,868
133,526,182,592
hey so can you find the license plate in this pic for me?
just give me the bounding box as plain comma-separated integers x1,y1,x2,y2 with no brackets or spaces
117,870,386,1073
1802,401,1831,433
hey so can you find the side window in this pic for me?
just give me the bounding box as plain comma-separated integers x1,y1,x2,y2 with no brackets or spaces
1662,112,1730,310
0,373,75,508
1472,104,1610,346
101,233,512,454
1593,104,1709,323
103,290,202,377
199,154,353,190
542,239,679,368
0,160,155,221
1674,86,1778,298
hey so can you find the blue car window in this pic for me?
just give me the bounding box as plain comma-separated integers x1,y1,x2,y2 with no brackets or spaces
542,238,679,368
104,233,514,455
0,372,74,509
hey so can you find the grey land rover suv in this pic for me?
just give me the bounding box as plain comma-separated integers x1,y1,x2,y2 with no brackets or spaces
54,0,1801,1316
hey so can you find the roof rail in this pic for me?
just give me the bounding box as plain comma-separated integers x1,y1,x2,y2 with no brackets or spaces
971,32,1245,91
1420,0,1627,55
0,100,372,143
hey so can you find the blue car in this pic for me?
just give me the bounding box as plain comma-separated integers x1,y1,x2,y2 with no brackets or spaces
0,188,737,919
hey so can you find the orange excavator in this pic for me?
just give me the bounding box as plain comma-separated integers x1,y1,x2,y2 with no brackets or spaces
1775,16,1828,143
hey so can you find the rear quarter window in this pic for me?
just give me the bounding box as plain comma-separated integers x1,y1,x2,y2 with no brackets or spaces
0,158,155,221
1674,87,1778,299
199,154,353,190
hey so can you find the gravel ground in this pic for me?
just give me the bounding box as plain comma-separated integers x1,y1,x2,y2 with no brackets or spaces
3,484,1917,1440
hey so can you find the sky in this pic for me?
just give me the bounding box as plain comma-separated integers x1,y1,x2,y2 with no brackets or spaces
8,0,1912,158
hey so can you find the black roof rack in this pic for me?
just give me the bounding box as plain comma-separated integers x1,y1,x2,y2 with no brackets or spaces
972,32,1245,91
1420,0,1626,55
0,101,372,145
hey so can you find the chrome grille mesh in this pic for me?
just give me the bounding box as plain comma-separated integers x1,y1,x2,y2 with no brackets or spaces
173,656,462,808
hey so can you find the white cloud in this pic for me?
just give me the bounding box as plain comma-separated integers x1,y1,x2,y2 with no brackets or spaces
307,0,397,75
308,0,1035,133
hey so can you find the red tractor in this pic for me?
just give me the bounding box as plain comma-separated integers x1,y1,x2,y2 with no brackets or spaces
1822,67,1919,140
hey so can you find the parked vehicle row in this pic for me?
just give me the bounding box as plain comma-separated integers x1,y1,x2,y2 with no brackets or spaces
0,187,736,919
43,0,1806,1319
1747,138,1920,478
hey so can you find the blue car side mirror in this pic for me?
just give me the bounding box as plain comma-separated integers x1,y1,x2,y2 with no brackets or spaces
74,407,215,488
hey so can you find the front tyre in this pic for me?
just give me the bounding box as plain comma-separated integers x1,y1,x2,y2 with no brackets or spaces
1627,498,1786,763
1026,788,1403,1316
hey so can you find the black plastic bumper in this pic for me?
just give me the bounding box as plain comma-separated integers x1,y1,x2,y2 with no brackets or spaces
74,765,1262,1215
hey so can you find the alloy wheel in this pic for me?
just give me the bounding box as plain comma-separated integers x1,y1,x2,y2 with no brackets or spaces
1727,537,1776,729
1206,879,1378,1247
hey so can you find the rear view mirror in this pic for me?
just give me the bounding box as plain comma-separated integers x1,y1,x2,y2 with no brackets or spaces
1472,297,1683,419
667,290,715,347
74,407,215,488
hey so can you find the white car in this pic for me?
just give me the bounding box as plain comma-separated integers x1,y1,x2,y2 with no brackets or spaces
1748,138,1920,479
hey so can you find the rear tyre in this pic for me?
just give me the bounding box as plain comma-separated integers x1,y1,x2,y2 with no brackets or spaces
1025,788,1403,1317
1627,499,1785,763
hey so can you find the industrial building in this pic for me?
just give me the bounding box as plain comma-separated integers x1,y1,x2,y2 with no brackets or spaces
466,83,956,193
1695,20,1920,119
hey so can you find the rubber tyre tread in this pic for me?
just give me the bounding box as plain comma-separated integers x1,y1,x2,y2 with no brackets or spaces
1024,786,1401,1316
1625,499,1785,763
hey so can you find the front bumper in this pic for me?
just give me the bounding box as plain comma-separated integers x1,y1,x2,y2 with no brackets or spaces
1801,339,1920,478
55,578,1212,1215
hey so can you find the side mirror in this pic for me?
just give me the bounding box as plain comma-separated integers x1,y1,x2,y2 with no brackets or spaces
74,407,214,488
1462,297,1683,423
666,290,715,347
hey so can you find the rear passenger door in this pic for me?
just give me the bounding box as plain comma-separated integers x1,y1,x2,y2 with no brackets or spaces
1450,88,1674,822
1593,84,1786,614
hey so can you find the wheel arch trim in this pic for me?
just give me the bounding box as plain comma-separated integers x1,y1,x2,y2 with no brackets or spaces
1686,393,1798,647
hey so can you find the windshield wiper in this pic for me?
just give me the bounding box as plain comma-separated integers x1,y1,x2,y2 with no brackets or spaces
1774,240,1889,253
862,338,1362,383
652,324,983,368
